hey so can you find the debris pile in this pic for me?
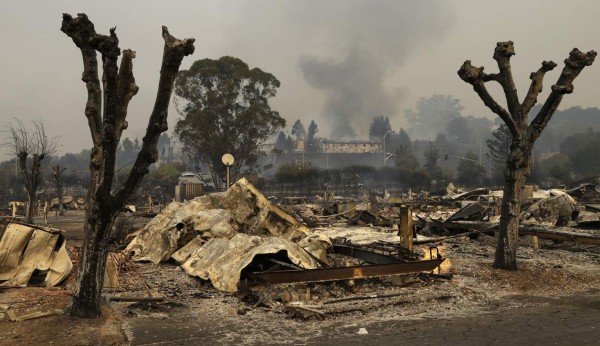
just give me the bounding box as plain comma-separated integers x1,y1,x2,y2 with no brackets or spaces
125,178,332,292
412,183,600,246
50,195,86,211
4,178,600,328
126,178,315,261
121,179,600,298
173,234,321,292
123,178,446,293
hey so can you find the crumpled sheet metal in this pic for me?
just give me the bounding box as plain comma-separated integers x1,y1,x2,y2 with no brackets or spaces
171,237,206,264
125,178,311,264
125,206,236,264
314,226,403,246
219,178,311,241
297,233,331,264
489,188,575,203
173,233,320,293
0,223,72,287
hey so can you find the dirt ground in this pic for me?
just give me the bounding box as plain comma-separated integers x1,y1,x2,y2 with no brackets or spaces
2,211,600,345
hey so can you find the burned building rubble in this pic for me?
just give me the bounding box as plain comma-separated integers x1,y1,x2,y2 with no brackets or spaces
121,179,600,293
2,179,600,321
123,178,445,293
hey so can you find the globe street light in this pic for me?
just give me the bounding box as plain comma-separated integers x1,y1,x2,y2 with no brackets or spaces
221,153,234,189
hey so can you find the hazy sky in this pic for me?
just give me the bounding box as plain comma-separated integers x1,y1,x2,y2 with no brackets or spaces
1,0,599,158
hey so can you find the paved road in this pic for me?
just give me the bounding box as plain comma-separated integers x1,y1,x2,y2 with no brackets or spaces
313,295,600,345
129,290,600,345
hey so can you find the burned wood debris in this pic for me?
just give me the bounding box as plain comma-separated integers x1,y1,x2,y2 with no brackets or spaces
418,186,600,249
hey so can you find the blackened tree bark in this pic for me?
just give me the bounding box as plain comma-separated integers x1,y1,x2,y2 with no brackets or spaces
61,13,194,318
5,120,57,223
458,41,596,270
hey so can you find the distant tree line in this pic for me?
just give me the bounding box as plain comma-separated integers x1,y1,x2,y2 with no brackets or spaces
268,95,600,190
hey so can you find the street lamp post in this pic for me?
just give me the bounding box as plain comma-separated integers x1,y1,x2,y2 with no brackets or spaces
383,130,393,167
383,153,395,193
300,135,305,169
222,153,235,190
384,153,395,165
382,130,393,194
445,153,486,186
323,138,328,170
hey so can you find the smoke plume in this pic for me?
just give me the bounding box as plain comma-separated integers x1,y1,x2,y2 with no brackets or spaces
297,1,455,138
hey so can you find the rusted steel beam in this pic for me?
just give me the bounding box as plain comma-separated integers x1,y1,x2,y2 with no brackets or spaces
250,259,444,285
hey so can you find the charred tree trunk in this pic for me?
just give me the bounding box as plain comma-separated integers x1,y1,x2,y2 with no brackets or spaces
69,207,115,316
18,153,43,223
25,194,34,223
495,142,531,269
459,42,596,270
17,153,34,223
61,13,194,318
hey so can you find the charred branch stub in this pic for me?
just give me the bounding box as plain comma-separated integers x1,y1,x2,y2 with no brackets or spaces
115,49,138,142
458,43,596,151
61,14,103,145
529,48,596,140
522,61,557,115
457,60,519,139
61,13,104,188
115,27,194,206
492,41,520,118
62,13,195,209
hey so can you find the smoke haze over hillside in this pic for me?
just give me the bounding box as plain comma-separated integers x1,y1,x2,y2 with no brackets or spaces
297,1,454,138
1,0,600,158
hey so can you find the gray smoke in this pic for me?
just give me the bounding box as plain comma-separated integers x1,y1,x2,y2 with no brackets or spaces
297,1,455,138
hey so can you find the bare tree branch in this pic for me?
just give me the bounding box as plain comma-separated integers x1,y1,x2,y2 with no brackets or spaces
115,27,195,205
521,60,557,115
4,119,28,156
89,27,122,200
492,41,521,117
52,164,67,215
60,14,103,151
115,49,139,143
482,73,500,82
529,48,597,139
457,60,520,139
